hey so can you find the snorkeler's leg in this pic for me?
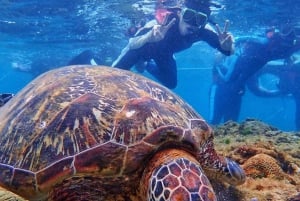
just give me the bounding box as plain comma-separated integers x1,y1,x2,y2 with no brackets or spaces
148,55,177,89
209,84,224,124
223,90,243,122
68,50,98,65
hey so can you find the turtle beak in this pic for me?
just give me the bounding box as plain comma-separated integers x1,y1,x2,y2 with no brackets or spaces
225,157,246,185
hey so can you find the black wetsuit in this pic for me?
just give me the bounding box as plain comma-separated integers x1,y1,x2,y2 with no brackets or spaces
112,15,230,89
209,32,300,125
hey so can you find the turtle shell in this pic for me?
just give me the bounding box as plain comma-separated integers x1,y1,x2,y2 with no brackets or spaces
0,66,214,200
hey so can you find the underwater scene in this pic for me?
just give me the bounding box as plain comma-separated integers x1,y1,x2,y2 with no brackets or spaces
0,0,299,131
0,0,300,200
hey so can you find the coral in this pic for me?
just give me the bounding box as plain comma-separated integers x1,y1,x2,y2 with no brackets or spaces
212,119,300,200
241,153,296,184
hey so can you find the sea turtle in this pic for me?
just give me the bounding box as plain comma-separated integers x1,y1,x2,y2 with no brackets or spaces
0,66,245,200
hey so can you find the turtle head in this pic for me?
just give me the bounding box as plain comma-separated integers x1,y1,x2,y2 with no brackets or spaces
199,154,246,186
187,118,246,186
195,135,246,186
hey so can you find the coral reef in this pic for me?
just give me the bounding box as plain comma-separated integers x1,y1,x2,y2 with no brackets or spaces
212,118,300,201
241,153,296,184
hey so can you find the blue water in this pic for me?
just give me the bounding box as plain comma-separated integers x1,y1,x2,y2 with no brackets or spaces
0,0,299,131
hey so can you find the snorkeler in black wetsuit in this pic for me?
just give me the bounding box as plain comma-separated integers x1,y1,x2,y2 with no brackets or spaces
209,25,300,125
112,5,234,89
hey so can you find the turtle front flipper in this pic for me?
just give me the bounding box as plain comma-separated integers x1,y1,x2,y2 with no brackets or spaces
0,186,27,201
141,149,217,201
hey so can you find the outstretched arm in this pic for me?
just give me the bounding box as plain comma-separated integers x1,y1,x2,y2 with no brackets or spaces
128,18,176,50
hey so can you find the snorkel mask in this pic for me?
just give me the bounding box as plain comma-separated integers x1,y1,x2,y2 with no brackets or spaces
182,8,208,28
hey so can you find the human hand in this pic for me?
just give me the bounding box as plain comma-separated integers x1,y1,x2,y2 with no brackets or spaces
148,18,176,43
215,20,234,54
128,18,176,50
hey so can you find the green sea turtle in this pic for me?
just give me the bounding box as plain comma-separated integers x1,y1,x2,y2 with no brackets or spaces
0,66,245,200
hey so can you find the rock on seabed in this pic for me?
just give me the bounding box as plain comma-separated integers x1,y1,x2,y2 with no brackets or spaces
212,118,300,201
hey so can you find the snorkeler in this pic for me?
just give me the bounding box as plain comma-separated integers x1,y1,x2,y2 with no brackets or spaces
209,24,300,125
112,0,234,89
